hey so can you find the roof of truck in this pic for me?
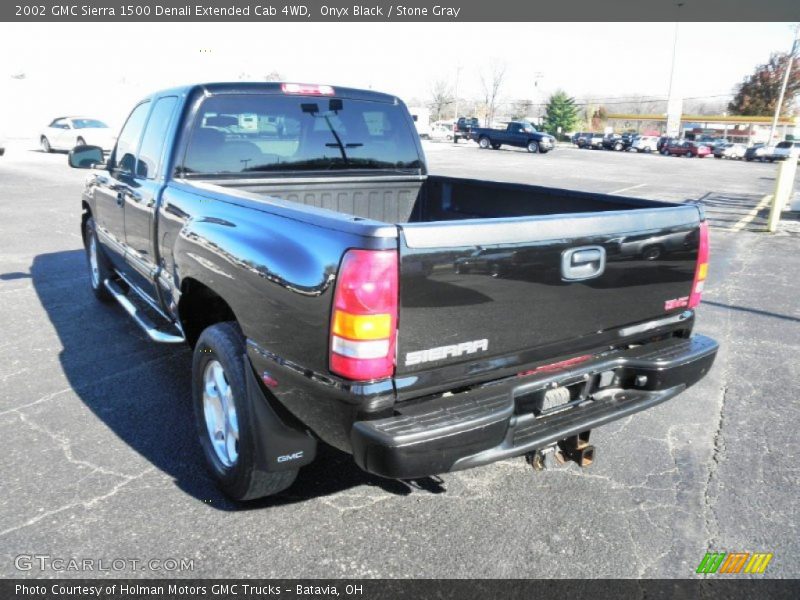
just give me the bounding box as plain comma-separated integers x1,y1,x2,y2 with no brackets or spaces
145,82,400,104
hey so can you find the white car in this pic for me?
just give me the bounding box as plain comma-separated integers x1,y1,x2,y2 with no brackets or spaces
429,123,454,141
632,135,659,153
773,140,800,162
40,117,115,153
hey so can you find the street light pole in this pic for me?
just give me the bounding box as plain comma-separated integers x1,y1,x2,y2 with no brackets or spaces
453,65,462,122
768,24,799,144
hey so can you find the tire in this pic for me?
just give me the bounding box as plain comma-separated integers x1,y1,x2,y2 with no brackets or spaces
490,263,501,278
527,140,540,153
614,142,623,151
491,143,501,150
478,137,491,149
193,322,298,501
687,152,694,158
76,137,86,147
644,147,652,153
642,245,663,261
41,136,52,153
83,217,114,302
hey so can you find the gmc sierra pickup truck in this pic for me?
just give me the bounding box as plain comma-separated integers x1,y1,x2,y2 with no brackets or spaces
69,82,717,501
470,121,556,153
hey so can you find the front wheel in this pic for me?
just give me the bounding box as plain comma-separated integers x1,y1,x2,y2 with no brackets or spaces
76,137,86,147
83,217,113,302
41,137,52,153
614,142,623,151
193,322,298,501
687,152,694,158
478,137,491,149
527,140,540,153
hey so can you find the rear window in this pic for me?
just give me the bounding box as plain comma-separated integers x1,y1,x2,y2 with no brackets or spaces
183,94,422,175
777,141,792,149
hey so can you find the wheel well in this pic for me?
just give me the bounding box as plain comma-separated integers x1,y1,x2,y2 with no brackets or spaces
178,279,238,348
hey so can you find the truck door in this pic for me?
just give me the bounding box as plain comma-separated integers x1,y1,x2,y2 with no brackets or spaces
123,95,179,300
507,123,523,145
92,101,150,272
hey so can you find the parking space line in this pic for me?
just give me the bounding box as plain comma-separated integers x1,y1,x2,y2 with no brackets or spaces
730,194,772,232
609,183,646,195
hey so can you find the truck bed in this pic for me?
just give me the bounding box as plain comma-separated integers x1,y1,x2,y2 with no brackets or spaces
196,173,701,399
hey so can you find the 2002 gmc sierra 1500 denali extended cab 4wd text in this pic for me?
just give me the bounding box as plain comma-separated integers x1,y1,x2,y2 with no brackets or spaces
68,82,718,501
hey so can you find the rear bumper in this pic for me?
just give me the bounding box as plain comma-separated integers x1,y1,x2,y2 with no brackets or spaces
351,334,718,479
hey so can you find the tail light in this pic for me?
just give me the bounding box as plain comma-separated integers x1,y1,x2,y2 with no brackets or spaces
688,221,709,309
330,249,398,380
281,83,334,95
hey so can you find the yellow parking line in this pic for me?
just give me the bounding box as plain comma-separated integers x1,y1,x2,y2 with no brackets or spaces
731,194,772,231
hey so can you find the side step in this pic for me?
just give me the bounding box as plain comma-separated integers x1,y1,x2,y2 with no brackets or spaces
104,279,185,344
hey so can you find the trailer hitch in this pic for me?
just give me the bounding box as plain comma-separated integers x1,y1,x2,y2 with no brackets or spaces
558,430,595,467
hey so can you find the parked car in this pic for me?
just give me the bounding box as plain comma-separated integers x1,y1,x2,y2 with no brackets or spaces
602,134,627,151
632,136,659,153
585,132,605,149
429,123,454,141
68,81,717,501
453,116,480,143
470,121,556,153
0,132,5,157
663,140,712,158
40,117,115,153
713,143,747,160
744,143,776,162
656,136,672,153
772,140,800,162
573,132,594,148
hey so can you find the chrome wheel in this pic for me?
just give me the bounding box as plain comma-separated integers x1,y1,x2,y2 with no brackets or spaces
89,235,100,288
202,359,239,468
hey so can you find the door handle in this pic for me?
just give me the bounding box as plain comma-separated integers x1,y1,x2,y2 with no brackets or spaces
561,246,606,281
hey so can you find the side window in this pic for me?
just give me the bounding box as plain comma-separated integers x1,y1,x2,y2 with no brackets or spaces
112,101,150,175
136,96,178,179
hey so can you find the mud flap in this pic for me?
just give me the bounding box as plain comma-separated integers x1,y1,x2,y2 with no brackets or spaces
244,359,317,472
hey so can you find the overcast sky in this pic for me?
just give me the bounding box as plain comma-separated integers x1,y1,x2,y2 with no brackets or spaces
0,21,796,133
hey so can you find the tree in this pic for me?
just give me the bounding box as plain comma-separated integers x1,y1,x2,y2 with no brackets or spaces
428,79,454,121
728,52,800,116
480,61,507,126
510,99,533,120
543,90,579,137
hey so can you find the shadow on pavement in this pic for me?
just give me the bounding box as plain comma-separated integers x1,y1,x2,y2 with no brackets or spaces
31,249,440,510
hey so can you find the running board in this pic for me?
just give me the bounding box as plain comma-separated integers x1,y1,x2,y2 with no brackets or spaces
104,279,185,344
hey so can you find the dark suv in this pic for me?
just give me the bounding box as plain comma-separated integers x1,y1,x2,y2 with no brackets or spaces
453,117,480,143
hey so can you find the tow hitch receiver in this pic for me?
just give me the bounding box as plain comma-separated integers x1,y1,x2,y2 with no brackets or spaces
558,430,595,467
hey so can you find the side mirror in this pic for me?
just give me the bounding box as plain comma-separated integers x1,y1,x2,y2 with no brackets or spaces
68,145,105,169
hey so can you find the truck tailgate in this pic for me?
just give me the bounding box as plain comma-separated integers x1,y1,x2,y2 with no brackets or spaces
396,205,702,381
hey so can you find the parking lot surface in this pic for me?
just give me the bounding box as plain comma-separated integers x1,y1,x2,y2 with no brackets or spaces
0,140,798,578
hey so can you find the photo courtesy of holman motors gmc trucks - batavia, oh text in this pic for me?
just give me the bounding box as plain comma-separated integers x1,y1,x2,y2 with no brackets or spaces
69,81,717,501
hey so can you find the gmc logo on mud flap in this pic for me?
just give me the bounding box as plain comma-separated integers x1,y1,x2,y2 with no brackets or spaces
277,451,304,463
405,339,489,366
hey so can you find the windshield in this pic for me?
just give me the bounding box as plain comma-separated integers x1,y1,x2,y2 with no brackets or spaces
183,94,423,175
73,119,108,129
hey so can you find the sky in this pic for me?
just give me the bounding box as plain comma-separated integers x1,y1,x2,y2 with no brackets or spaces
0,21,796,135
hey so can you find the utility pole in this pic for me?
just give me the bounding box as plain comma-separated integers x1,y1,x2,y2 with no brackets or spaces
768,24,799,144
453,65,462,122
665,3,684,138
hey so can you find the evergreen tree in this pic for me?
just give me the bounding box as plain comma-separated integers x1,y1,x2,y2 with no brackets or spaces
544,90,579,137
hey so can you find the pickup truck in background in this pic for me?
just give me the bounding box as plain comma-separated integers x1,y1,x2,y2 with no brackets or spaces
469,121,556,153
453,116,480,143
69,82,717,501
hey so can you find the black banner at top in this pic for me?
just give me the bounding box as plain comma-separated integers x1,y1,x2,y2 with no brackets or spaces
2,0,799,22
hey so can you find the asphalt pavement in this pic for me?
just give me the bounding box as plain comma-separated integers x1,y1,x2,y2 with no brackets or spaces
0,140,798,578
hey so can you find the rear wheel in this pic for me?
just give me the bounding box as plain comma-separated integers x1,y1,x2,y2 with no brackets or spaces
193,322,298,501
687,152,694,158
478,137,491,149
614,142,623,151
527,140,540,153
83,217,113,302
644,147,652,153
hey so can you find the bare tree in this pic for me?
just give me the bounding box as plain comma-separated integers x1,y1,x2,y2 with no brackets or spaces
429,79,454,122
480,61,507,127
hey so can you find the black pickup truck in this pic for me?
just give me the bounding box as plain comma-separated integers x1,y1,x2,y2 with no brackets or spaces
69,82,717,501
470,121,556,153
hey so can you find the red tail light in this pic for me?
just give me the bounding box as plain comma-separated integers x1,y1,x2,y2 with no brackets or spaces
688,221,709,309
281,83,334,95
330,250,398,380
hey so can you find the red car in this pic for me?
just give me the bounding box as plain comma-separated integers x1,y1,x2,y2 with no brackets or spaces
662,140,712,158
